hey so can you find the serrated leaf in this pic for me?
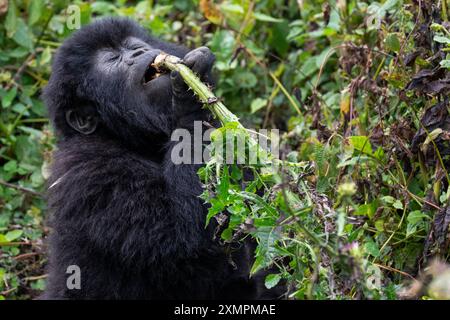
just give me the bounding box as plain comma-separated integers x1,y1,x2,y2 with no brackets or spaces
349,136,373,156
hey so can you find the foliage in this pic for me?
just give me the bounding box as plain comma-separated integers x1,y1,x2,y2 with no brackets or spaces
0,0,449,300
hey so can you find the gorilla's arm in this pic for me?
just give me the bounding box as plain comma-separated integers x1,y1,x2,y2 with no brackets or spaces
161,47,216,205
46,138,237,300
170,47,216,130
48,139,212,267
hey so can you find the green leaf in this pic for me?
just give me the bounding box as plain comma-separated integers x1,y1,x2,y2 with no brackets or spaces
407,210,429,225
4,160,18,173
5,230,23,242
234,72,257,88
220,3,244,15
422,128,443,149
15,135,42,167
234,191,278,216
221,227,233,241
250,98,267,113
393,200,403,210
373,147,385,160
440,59,450,69
2,87,17,108
5,0,18,37
354,202,376,218
381,0,399,11
251,227,280,274
364,239,380,257
265,274,281,289
12,19,34,50
39,47,52,66
91,1,117,14
217,166,230,199
374,219,385,232
253,13,283,23
406,210,428,236
349,136,373,155
205,198,225,225
433,35,450,44
28,0,45,26
268,21,289,56
385,33,401,52
381,196,395,204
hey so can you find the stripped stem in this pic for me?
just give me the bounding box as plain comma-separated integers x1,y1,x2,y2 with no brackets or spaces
152,53,242,127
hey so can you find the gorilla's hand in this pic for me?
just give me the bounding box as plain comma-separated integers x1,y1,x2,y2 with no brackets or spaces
171,47,215,101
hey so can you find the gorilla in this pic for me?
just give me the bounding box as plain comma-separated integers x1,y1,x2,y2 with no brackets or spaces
41,18,278,299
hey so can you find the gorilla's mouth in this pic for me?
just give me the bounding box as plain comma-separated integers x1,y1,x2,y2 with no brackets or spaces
142,64,162,84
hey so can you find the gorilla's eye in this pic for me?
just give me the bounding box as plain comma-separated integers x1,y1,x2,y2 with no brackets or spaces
109,55,120,62
143,64,161,84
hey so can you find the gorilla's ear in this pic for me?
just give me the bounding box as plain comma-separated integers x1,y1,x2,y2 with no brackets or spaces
65,106,98,135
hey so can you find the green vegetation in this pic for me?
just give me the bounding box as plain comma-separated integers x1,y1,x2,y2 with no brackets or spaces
0,0,449,300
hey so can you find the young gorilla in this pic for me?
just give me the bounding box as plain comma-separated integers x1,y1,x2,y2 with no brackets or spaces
42,18,273,299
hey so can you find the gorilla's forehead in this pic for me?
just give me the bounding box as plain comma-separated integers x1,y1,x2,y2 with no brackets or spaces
98,36,150,54
122,36,150,49
94,36,151,74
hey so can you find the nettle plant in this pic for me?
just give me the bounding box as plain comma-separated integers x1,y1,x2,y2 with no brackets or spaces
198,118,392,299
153,54,392,299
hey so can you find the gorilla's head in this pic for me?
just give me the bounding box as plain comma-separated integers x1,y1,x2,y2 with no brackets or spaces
43,18,188,149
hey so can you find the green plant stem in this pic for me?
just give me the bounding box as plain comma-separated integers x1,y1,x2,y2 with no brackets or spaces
153,53,243,127
443,0,448,21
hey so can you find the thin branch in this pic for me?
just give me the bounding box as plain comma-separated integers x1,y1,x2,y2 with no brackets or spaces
0,180,43,197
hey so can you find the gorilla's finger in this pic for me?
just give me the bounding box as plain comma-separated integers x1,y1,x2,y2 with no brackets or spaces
183,47,215,79
171,70,191,98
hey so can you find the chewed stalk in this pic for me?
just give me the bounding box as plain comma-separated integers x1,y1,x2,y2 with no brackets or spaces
152,53,243,127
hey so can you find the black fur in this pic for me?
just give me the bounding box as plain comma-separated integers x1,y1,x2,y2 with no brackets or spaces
41,18,274,300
